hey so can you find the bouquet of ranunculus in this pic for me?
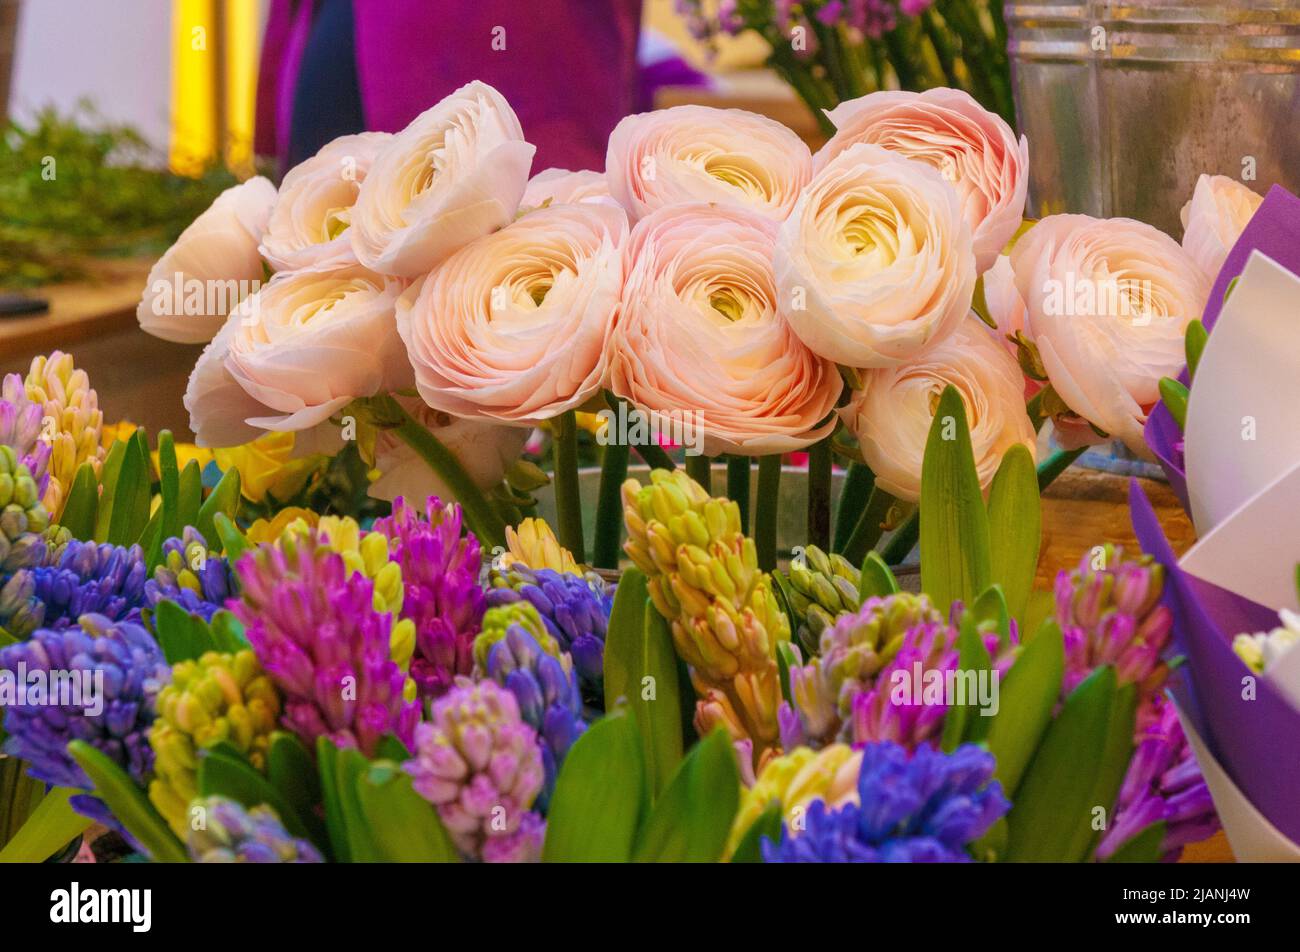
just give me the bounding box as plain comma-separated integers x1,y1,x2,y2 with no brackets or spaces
673,0,1017,132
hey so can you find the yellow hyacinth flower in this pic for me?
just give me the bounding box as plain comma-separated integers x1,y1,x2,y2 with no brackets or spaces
245,507,320,545
502,517,581,575
24,352,105,521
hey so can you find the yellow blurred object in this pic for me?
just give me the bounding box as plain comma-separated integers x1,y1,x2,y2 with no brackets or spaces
213,432,325,504
244,507,319,545
502,517,581,575
24,352,106,522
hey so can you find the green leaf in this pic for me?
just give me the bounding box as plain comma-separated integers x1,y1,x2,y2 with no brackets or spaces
58,463,99,541
334,746,379,862
198,751,327,851
776,641,800,706
984,620,1064,798
1185,320,1207,382
208,610,249,652
602,568,683,799
919,386,991,614
1159,377,1189,431
316,738,350,863
92,439,127,542
68,739,188,862
942,611,995,750
152,599,214,664
1104,822,1167,863
267,732,320,838
176,459,203,535
858,550,900,600
212,512,250,563
543,711,646,862
356,761,460,862
151,431,180,565
195,467,241,553
0,787,91,863
1087,682,1138,860
106,429,152,547
986,444,1041,621
1006,665,1118,862
730,802,783,864
632,730,740,863
971,583,1011,652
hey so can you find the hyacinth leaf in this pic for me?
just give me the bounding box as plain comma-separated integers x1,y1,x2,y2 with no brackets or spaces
603,568,683,798
177,459,203,536
1185,319,1208,382
986,444,1040,621
770,570,802,641
543,711,647,862
195,467,241,554
106,430,152,548
983,620,1064,798
971,583,1011,651
1104,821,1167,863
776,640,799,705
356,761,460,862
332,746,381,863
1005,665,1118,862
153,598,214,664
375,734,412,762
317,738,351,863
943,612,995,751
731,802,783,864
212,512,250,563
137,508,163,571
209,610,250,652
0,787,91,863
858,550,899,600
1158,377,1189,431
157,431,180,546
197,750,327,850
268,732,321,830
1085,681,1138,860
59,462,99,542
919,386,991,615
92,439,127,543
67,740,188,863
632,729,739,863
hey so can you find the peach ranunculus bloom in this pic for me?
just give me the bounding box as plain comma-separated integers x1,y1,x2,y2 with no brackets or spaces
775,143,976,369
368,396,527,505
520,167,616,211
395,202,627,424
1008,214,1211,455
605,104,812,223
137,176,276,344
610,203,843,456
349,81,536,278
1179,174,1264,282
259,132,392,273
842,315,1037,502
814,89,1029,274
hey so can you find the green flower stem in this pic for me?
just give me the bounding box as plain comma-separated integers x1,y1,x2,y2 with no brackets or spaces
727,455,751,535
686,453,712,495
1037,446,1087,491
807,437,833,551
592,436,629,570
389,400,507,550
842,485,899,566
833,461,875,553
755,455,782,571
551,409,586,564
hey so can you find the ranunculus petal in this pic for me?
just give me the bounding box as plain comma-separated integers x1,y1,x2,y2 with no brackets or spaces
521,167,618,212
1179,173,1263,282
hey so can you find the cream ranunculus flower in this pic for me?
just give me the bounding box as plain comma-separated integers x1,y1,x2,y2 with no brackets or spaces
396,202,626,424
221,265,412,433
1179,173,1263,281
1009,214,1211,455
605,104,812,223
521,167,615,210
815,89,1028,274
137,176,276,344
842,315,1036,501
368,397,528,504
183,312,278,448
259,132,391,272
775,143,976,369
349,81,535,277
610,203,843,455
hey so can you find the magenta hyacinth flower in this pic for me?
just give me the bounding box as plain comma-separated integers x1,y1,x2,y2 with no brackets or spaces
850,618,958,749
374,496,485,700
231,538,418,756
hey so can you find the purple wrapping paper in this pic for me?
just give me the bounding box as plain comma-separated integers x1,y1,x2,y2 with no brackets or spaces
1130,479,1300,844
1145,185,1300,511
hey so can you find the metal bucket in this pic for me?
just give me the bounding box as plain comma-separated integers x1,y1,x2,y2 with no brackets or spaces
1006,1,1300,235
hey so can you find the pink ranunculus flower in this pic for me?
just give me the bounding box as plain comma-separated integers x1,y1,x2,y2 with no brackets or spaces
815,88,1029,274
610,203,843,455
259,132,391,272
775,143,976,369
983,253,1028,350
1009,214,1211,455
520,167,616,211
396,202,626,424
1179,173,1263,282
183,313,277,448
137,176,277,344
842,314,1036,501
368,396,528,504
605,104,812,223
218,265,412,434
349,81,536,278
